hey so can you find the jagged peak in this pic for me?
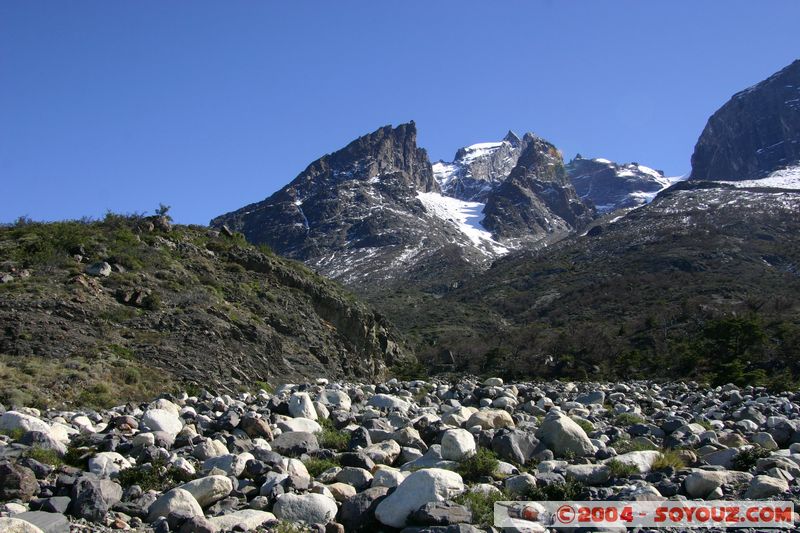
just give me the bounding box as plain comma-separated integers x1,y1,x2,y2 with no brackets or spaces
503,130,522,146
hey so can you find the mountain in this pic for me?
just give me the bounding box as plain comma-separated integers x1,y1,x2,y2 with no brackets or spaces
433,131,530,202
690,59,800,181
566,156,676,213
213,123,598,289
370,60,800,390
0,215,409,407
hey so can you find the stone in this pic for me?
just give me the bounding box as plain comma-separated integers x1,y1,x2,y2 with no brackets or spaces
684,470,728,498
319,390,351,411
327,482,357,502
273,493,338,524
335,467,373,491
201,453,254,477
277,417,321,434
288,393,318,420
504,473,537,497
141,409,182,437
0,411,51,435
207,510,276,531
604,450,661,474
465,409,515,430
338,487,389,533
70,477,122,523
744,475,789,499
441,429,476,461
88,452,132,478
363,439,401,465
375,468,465,528
0,518,45,533
239,413,273,440
491,429,539,465
271,431,319,456
410,501,472,526
752,432,779,450
0,463,39,502
367,394,411,413
19,432,67,457
86,262,112,277
178,475,233,508
566,464,611,485
146,488,203,523
535,412,594,457
178,516,217,533
192,439,228,461
10,511,69,533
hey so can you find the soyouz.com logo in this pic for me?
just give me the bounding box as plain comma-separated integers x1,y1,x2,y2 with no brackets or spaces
494,501,795,529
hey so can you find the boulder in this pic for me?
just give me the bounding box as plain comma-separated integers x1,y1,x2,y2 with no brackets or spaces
0,518,45,533
744,475,789,499
88,452,131,478
441,429,476,461
466,409,515,430
288,393,318,420
178,475,233,508
207,510,276,531
141,409,182,437
273,493,338,524
535,412,594,457
375,468,465,528
271,431,319,456
0,464,38,502
146,488,203,523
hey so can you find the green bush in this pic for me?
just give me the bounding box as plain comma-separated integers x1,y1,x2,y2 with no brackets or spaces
605,459,638,478
456,448,500,482
732,446,773,472
26,447,63,466
117,457,190,492
526,479,585,501
303,457,340,478
454,489,507,528
318,418,350,452
652,450,686,471
614,413,645,427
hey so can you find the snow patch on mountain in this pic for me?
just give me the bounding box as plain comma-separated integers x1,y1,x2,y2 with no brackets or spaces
719,165,800,189
417,191,509,255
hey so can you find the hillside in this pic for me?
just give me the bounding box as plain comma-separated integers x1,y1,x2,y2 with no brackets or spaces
0,214,409,408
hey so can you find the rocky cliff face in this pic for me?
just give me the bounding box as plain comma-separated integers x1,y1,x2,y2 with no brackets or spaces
433,131,530,202
691,59,800,181
482,136,595,243
566,156,674,213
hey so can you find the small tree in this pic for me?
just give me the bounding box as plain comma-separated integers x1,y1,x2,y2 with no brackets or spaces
155,203,171,218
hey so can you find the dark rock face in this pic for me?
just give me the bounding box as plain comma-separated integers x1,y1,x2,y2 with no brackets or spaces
0,463,39,501
566,157,670,212
483,136,595,242
690,59,800,181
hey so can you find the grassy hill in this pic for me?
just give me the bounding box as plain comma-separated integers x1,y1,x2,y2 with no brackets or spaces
0,213,409,408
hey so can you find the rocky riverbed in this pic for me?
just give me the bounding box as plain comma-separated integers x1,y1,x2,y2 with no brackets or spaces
1,378,799,532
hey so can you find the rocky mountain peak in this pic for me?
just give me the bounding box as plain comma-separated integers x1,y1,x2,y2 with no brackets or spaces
503,130,522,147
690,59,800,181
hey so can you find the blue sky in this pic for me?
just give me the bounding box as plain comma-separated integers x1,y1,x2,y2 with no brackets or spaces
2,1,799,224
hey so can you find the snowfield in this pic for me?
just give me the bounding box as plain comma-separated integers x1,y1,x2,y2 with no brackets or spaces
719,165,800,189
416,191,508,255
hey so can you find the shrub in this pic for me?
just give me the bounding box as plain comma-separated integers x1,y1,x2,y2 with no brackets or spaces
732,446,773,472
457,448,500,482
612,439,657,454
117,457,190,492
141,292,162,311
0,427,25,441
615,413,645,427
318,418,349,452
526,479,585,501
572,417,594,434
26,447,63,466
652,450,686,471
303,457,339,478
605,459,639,478
454,489,509,528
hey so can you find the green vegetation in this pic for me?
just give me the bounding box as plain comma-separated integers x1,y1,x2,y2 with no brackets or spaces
25,447,63,467
614,413,645,427
117,456,191,492
303,457,340,478
318,418,350,452
454,489,508,528
605,459,639,478
652,450,687,471
732,446,773,472
456,448,500,482
526,479,585,501
0,427,25,441
612,439,657,454
572,417,595,434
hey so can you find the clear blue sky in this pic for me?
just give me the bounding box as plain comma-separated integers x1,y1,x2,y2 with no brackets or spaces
2,1,799,224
